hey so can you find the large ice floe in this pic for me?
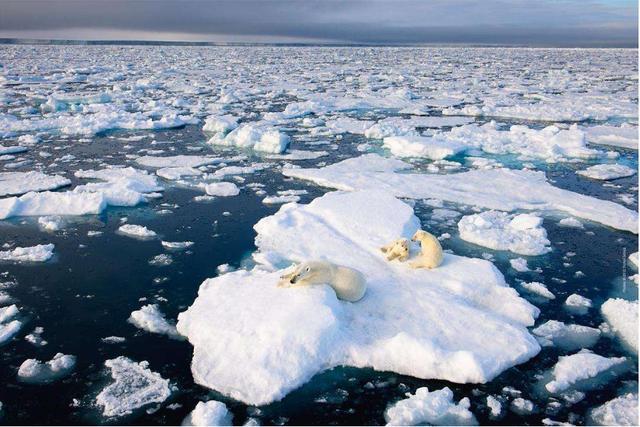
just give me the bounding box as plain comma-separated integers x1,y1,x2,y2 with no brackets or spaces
601,298,638,352
384,387,477,426
457,211,551,256
95,356,172,418
282,154,638,233
177,190,540,405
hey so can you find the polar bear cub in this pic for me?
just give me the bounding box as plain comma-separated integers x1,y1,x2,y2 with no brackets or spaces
409,230,443,269
380,238,410,261
278,260,367,302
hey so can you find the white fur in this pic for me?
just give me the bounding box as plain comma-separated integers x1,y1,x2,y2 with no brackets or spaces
409,230,443,269
278,260,367,302
380,238,410,261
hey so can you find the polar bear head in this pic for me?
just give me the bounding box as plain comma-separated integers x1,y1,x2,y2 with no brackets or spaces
278,260,333,287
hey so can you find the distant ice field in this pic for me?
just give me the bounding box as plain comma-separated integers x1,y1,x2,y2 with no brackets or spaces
0,45,637,426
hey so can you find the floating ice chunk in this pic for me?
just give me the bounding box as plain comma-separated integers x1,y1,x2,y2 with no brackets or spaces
209,124,290,154
0,191,106,220
511,398,534,415
128,304,182,340
265,150,328,161
532,320,600,350
161,241,194,250
204,182,240,197
0,244,54,262
262,194,300,204
601,298,638,352
17,353,76,384
0,145,28,155
182,401,233,426
38,215,63,231
564,294,592,314
383,136,466,160
510,258,529,272
558,217,584,229
149,254,172,266
0,304,18,323
156,167,202,181
584,125,638,150
0,320,22,346
74,167,163,207
521,282,555,300
95,356,172,418
282,154,638,233
577,164,636,180
102,336,126,344
177,190,539,405
458,211,551,256
545,351,626,394
203,115,238,134
629,252,638,269
325,117,375,135
117,224,157,239
486,395,502,418
384,387,477,426
0,171,71,197
136,155,221,169
588,393,638,426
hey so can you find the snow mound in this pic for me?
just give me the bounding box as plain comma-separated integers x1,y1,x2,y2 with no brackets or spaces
0,171,70,197
0,244,54,262
182,401,232,426
458,211,551,256
545,351,626,394
204,182,240,197
577,164,636,180
96,356,171,418
17,353,76,383
128,304,182,340
384,387,477,426
177,190,539,405
588,393,639,426
117,224,157,239
282,154,638,233
383,136,466,160
601,298,638,352
209,123,290,154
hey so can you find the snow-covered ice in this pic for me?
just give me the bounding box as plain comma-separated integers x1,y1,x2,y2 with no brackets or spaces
545,351,626,394
182,401,233,426
17,353,76,384
584,125,638,150
117,224,157,239
209,124,290,154
204,182,240,197
532,320,600,350
577,164,636,180
601,298,638,352
383,136,466,160
0,244,54,262
384,387,477,426
128,304,182,340
0,171,70,197
521,282,555,300
588,393,638,426
177,190,539,405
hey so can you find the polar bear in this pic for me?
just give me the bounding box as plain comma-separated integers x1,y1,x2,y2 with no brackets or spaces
380,238,410,261
409,229,443,269
278,260,367,302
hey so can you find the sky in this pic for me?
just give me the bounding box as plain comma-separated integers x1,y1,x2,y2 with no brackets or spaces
0,0,637,46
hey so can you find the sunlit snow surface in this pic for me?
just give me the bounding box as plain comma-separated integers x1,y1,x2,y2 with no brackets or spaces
0,45,637,425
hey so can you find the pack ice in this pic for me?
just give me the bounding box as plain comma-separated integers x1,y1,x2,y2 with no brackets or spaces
177,190,540,405
282,154,638,233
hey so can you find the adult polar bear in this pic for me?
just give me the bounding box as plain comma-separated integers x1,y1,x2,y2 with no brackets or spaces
177,190,540,406
279,260,367,302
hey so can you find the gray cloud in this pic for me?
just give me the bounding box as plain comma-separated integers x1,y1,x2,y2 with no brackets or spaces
0,0,637,46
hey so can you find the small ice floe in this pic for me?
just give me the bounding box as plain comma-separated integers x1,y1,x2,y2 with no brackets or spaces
203,115,238,134
382,136,466,160
17,353,76,384
0,244,54,262
510,258,529,272
0,145,28,155
265,150,328,161
177,190,539,406
384,387,477,426
136,155,221,169
182,401,233,426
74,167,164,207
148,254,172,266
95,356,172,418
0,171,71,197
0,319,22,346
458,211,551,256
629,252,639,269
128,304,182,340
583,124,638,150
209,123,290,154
38,216,63,231
558,217,584,229
577,164,636,181
117,224,157,239
564,293,592,315
161,241,194,251
262,190,307,205
532,320,600,350
486,395,502,418
510,398,535,415
101,336,126,344
0,190,105,221
156,167,202,181
520,282,555,300
544,350,627,394
204,182,240,197
25,326,47,346
587,393,638,426
282,154,638,233
601,298,638,352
